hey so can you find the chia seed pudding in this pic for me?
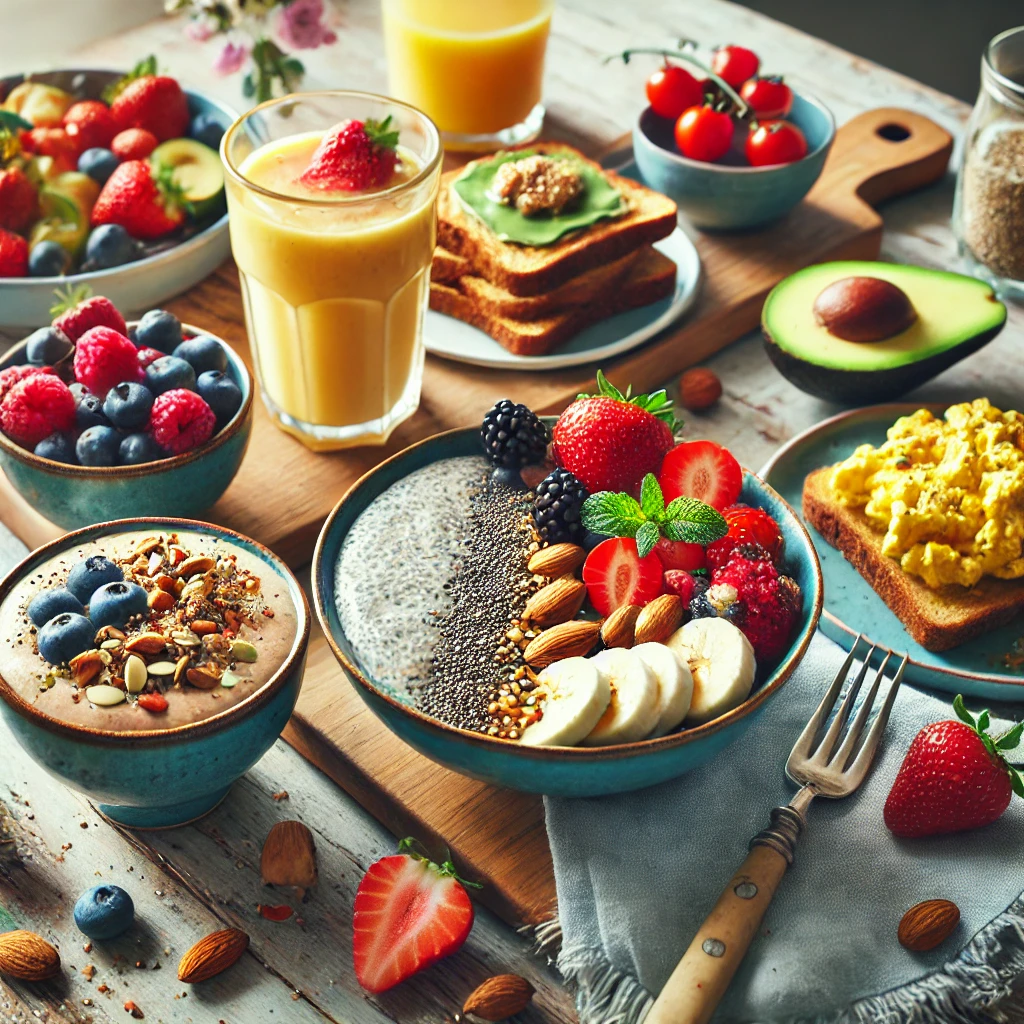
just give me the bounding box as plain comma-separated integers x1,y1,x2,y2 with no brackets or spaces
334,455,545,737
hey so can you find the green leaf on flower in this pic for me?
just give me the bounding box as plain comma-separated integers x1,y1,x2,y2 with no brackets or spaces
581,491,646,538
639,474,665,520
635,521,661,559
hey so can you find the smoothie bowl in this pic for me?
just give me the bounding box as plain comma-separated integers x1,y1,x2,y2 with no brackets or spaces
0,518,309,827
315,376,822,796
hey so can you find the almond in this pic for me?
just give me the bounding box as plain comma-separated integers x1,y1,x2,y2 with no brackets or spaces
132,536,163,558
261,820,317,894
897,899,960,952
527,543,586,578
187,665,222,690
190,620,219,636
177,928,249,983
125,633,167,656
679,367,722,412
155,574,177,594
69,649,104,687
463,974,535,1021
601,604,641,648
521,576,587,628
523,619,600,667
0,929,61,981
634,594,684,645
178,555,215,578
148,589,175,613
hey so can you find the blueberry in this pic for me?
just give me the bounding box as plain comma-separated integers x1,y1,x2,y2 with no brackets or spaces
173,336,227,376
76,425,121,466
78,147,120,185
145,355,195,395
67,555,123,603
196,370,242,425
73,885,134,940
25,326,73,366
75,393,110,430
119,432,165,465
103,382,153,430
135,309,182,353
28,240,69,277
190,112,225,150
26,587,85,628
70,382,88,403
37,612,94,665
34,431,78,464
84,224,141,271
89,581,148,629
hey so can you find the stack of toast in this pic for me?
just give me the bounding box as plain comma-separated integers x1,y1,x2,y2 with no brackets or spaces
430,142,679,356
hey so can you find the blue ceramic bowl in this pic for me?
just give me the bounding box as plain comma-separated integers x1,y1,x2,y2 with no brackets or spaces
0,322,252,530
0,69,236,332
313,425,823,797
633,93,835,230
0,517,310,827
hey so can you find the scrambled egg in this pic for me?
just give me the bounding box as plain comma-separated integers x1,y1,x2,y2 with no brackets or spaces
830,399,1024,589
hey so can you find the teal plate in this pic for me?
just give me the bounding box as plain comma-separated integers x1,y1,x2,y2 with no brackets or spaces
761,404,1024,701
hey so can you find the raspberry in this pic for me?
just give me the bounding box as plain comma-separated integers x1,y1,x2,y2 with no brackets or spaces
136,346,163,369
0,374,76,448
663,570,698,604
0,364,56,405
148,389,215,455
73,326,143,396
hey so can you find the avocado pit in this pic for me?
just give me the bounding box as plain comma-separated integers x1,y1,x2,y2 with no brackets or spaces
813,276,917,343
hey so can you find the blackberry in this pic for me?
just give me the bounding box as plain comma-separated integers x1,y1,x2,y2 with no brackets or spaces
480,399,549,468
533,468,589,544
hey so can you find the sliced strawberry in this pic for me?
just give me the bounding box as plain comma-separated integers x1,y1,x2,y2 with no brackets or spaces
706,503,784,569
658,440,743,510
653,536,706,572
582,537,664,617
353,840,475,994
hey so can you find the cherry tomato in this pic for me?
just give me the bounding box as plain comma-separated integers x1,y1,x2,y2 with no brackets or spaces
646,63,703,120
745,119,808,166
710,44,760,88
739,76,793,119
674,105,734,162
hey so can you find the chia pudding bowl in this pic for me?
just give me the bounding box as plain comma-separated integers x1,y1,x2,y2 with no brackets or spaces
314,411,822,798
0,517,309,828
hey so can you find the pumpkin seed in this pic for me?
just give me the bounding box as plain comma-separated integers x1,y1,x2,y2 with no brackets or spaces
40,674,55,691
85,684,126,707
124,655,148,694
147,661,178,677
230,640,258,663
220,670,242,688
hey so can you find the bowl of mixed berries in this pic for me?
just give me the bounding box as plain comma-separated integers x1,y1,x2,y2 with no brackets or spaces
0,61,235,330
0,291,251,529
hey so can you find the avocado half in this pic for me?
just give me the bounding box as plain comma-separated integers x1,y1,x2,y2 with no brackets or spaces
762,261,1007,404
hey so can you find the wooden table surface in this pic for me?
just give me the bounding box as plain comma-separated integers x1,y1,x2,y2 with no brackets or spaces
3,2,1023,1022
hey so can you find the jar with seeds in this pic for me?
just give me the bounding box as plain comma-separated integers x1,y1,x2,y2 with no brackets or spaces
955,26,1024,297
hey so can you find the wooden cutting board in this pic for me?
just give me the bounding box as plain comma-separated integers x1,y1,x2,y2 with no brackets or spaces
0,107,952,927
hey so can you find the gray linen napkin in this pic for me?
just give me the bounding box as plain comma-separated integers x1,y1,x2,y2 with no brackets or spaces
543,632,1024,1024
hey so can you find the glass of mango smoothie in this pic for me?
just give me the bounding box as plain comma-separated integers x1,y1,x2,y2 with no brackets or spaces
221,92,442,450
382,0,554,150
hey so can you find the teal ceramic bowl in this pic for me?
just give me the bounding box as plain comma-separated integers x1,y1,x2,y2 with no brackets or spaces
0,518,310,828
632,92,835,230
0,69,235,332
313,426,823,797
0,322,252,529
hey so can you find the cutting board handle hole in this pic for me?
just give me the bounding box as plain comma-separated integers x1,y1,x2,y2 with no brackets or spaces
876,123,911,142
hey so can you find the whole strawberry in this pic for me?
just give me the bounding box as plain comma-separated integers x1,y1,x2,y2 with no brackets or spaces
299,117,400,192
552,370,678,495
62,100,118,151
0,166,38,233
110,75,189,142
20,126,80,169
92,160,185,240
0,228,28,277
884,696,1023,839
51,287,127,342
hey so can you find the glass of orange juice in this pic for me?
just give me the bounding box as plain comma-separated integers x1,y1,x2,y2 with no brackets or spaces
221,92,442,451
382,0,554,149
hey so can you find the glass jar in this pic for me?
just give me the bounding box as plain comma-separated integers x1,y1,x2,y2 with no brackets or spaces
954,26,1024,299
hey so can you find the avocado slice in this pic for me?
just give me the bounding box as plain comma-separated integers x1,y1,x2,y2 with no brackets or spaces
151,138,225,220
762,261,1007,404
30,188,88,257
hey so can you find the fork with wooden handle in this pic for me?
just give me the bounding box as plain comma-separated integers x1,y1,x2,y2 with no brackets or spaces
645,637,907,1024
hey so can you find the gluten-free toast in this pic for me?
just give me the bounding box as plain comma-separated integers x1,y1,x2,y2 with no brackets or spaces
803,466,1024,652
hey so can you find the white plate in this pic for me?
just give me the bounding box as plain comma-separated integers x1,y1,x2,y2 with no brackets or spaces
423,227,701,371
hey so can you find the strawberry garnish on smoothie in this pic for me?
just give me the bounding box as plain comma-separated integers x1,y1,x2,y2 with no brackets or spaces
298,116,400,191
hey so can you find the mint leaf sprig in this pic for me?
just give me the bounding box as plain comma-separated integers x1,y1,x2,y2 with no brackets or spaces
581,472,727,558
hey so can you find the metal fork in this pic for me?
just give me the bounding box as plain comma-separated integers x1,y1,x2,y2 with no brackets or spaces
646,636,907,1024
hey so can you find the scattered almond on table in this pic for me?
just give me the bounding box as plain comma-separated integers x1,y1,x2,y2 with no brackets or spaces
897,899,960,951
679,367,723,411
177,928,249,983
0,929,61,981
463,973,535,1021
260,820,318,897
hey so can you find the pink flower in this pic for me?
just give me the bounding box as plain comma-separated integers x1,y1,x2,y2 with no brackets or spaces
185,17,216,42
276,0,337,50
212,40,251,75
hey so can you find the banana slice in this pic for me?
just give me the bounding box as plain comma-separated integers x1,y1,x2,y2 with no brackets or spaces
632,642,693,738
666,618,756,725
581,647,659,746
520,656,611,747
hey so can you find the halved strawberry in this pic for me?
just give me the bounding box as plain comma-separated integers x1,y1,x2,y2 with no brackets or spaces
653,537,706,572
353,839,475,994
582,537,664,617
706,503,784,569
658,440,742,510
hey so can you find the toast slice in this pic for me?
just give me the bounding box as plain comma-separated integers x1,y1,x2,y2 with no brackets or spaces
431,247,470,284
803,466,1024,652
437,142,678,297
430,247,677,357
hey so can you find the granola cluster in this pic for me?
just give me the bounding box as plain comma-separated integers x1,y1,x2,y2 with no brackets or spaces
489,155,584,216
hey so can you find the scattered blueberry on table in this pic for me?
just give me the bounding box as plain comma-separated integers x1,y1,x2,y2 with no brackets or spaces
73,885,135,940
